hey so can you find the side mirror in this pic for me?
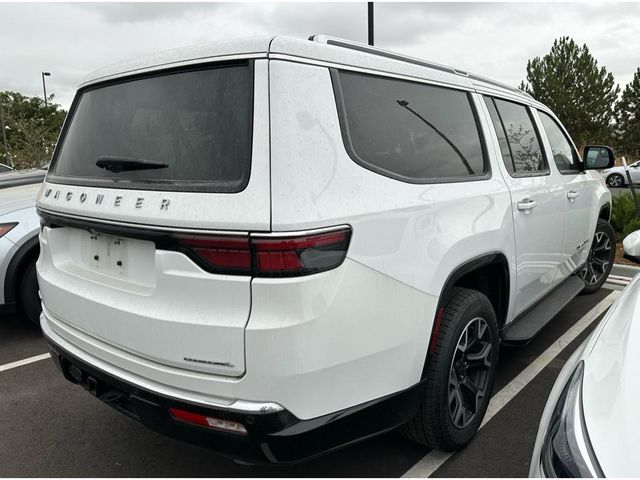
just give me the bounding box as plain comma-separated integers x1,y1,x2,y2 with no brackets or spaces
623,230,640,264
584,145,615,169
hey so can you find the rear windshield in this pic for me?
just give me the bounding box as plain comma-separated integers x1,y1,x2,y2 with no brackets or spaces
49,62,253,193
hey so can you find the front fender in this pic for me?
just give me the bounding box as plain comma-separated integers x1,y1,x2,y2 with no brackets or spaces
1,206,40,305
588,170,612,221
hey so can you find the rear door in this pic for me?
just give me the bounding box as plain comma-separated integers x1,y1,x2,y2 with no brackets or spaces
535,109,596,282
484,97,565,316
37,59,271,377
630,161,640,183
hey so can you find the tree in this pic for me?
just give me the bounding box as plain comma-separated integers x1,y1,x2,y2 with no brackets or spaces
615,68,640,158
0,91,67,170
520,37,619,150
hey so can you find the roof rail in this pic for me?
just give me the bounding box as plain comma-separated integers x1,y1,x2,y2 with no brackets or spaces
466,72,530,98
309,34,528,99
309,34,467,77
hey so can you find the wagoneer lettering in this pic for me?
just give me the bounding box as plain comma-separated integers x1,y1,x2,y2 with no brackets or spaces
40,190,172,211
36,35,616,464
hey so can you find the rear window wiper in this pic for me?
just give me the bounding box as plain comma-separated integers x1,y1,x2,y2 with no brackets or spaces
96,156,169,173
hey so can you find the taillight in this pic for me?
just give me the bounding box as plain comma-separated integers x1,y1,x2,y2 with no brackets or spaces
175,226,351,277
252,229,351,277
169,407,247,435
0,223,18,238
175,234,252,275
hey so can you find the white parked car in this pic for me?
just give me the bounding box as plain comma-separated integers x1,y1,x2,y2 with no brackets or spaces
602,160,640,187
36,35,615,464
530,231,640,477
0,183,41,324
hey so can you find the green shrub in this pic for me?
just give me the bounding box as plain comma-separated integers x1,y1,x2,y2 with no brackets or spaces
611,192,640,238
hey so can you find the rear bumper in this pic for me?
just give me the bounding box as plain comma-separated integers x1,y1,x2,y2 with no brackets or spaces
45,333,426,464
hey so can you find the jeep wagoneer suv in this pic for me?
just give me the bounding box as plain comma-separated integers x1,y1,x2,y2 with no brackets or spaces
36,35,615,463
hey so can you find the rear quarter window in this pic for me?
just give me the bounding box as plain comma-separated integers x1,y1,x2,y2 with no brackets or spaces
49,61,254,193
331,69,488,183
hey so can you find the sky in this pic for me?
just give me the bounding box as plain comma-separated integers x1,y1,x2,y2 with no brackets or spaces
1,1,640,110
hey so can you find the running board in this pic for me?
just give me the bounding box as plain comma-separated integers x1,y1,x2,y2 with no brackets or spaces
501,276,585,344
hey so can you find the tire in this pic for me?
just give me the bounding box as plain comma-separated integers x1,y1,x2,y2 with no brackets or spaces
400,287,499,450
19,258,42,326
579,220,616,294
606,173,625,188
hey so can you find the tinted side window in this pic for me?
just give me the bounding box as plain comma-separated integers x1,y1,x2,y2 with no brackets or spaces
484,98,514,172
333,70,487,183
538,111,581,173
488,98,547,176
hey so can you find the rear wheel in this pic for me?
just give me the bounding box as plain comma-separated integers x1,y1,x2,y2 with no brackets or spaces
606,173,624,188
579,220,615,294
19,259,41,326
400,288,499,450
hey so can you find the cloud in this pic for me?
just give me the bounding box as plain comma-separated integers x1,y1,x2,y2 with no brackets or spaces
71,2,223,24
0,2,638,109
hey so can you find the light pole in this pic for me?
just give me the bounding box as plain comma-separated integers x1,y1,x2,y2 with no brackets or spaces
41,71,51,106
368,2,374,46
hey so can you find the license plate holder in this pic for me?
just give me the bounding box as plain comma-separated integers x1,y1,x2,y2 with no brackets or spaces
84,232,128,276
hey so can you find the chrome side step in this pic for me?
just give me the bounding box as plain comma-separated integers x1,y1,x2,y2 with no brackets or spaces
501,276,585,344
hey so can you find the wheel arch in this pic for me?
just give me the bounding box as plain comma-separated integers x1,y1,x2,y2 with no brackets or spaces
599,203,611,222
3,234,40,306
421,251,510,379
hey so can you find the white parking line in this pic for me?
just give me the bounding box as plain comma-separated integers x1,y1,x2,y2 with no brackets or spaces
402,290,621,478
0,353,51,373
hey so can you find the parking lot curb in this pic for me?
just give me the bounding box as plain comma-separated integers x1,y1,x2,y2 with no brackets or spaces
611,263,640,279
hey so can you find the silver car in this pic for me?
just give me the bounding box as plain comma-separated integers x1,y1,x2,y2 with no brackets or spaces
603,160,640,187
0,183,41,324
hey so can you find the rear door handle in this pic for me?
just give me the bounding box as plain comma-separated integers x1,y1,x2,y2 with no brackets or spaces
567,190,580,201
517,199,537,213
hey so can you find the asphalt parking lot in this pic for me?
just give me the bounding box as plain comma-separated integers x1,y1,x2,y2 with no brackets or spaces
0,274,634,477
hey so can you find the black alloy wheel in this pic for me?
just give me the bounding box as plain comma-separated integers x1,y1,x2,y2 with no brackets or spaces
580,219,616,294
448,317,493,429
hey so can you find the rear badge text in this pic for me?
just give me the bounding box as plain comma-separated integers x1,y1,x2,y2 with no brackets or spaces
43,188,171,211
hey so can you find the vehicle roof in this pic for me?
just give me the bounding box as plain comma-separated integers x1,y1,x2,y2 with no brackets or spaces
80,34,547,110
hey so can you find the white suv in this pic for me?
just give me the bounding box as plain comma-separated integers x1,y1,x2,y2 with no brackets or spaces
36,35,615,464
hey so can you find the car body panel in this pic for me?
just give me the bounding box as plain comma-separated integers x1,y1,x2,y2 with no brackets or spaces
0,168,46,189
38,225,251,377
269,60,515,305
530,276,640,477
0,183,40,217
41,257,438,419
0,184,41,305
79,36,274,88
581,275,640,476
530,108,610,283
